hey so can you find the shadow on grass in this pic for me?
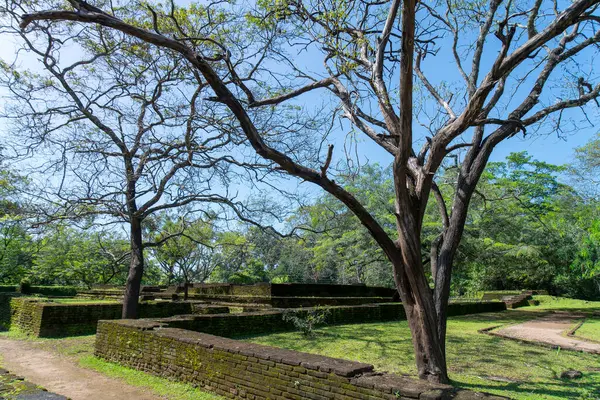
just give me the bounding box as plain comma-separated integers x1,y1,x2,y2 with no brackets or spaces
454,376,600,399
245,311,600,399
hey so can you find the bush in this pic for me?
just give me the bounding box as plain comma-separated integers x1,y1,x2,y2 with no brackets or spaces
283,306,331,337
0,285,17,293
18,279,31,294
553,274,599,301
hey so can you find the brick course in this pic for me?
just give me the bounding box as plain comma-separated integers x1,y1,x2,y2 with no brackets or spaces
95,319,505,400
155,302,506,338
5,298,229,337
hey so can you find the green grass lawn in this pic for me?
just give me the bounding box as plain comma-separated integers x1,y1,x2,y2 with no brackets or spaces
533,295,600,311
246,296,600,400
49,298,119,304
575,318,600,343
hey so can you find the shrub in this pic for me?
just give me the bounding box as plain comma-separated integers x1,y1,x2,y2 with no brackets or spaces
0,285,17,293
18,279,31,294
283,306,331,337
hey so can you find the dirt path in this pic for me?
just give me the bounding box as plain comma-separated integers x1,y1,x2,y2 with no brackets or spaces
0,337,163,400
492,312,600,354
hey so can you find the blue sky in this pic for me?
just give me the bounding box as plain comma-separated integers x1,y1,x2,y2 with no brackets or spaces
1,0,598,210
491,130,594,165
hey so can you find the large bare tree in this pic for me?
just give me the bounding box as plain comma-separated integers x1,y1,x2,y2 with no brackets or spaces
0,1,269,318
15,0,600,382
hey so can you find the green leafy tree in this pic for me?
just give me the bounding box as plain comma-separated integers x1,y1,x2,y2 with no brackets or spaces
0,157,33,283
150,216,218,297
570,132,600,199
209,231,270,284
33,227,130,287
0,222,34,283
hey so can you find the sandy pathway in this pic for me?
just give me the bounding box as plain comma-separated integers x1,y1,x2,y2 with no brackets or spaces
0,338,163,400
493,312,600,354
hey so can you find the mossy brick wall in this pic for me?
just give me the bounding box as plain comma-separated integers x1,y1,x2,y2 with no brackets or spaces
188,283,397,307
81,283,401,306
8,298,44,334
190,283,272,297
271,296,394,308
27,286,79,297
504,293,533,309
160,304,410,338
156,301,506,339
0,285,17,293
447,301,506,316
7,299,229,337
0,293,26,330
95,320,504,400
0,285,80,296
185,295,394,307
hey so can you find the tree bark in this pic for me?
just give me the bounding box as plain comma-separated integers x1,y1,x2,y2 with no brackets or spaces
391,172,448,382
184,272,190,301
396,268,449,383
432,178,471,351
123,216,144,319
433,153,489,352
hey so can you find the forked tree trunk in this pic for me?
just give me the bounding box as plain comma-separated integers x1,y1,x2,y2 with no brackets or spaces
396,269,449,383
122,217,144,319
391,191,449,383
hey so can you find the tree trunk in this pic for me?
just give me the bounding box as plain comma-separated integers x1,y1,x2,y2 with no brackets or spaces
391,189,449,382
394,259,448,383
184,273,189,300
122,216,144,319
433,177,473,350
396,252,449,384
432,251,453,353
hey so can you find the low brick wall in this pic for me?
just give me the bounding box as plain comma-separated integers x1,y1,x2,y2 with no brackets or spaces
447,301,507,316
0,293,26,330
185,283,397,307
8,297,44,334
95,319,504,400
503,293,533,309
185,295,394,307
154,301,506,338
271,296,394,307
7,299,229,337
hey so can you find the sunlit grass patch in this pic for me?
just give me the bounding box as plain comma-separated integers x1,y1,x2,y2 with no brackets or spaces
530,296,600,312
574,318,600,343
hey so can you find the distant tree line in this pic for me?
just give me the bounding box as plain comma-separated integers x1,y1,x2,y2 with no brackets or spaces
2,142,599,299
